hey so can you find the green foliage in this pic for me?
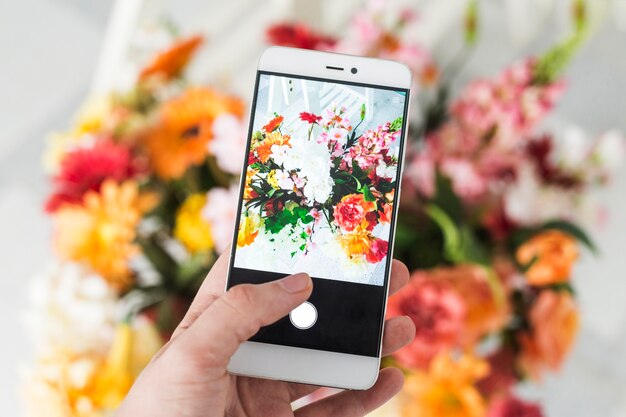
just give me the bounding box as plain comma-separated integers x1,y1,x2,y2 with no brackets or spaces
464,0,479,46
389,116,403,133
264,205,314,235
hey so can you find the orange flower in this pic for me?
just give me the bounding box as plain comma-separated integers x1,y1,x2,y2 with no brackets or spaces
401,352,489,417
431,265,509,348
262,115,284,132
142,88,243,179
255,131,291,163
53,180,156,289
516,230,579,286
139,35,203,81
518,290,579,380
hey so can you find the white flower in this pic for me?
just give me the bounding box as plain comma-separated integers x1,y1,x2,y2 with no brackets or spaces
275,169,294,190
376,162,397,179
281,138,335,204
328,127,349,146
208,114,247,175
270,144,291,166
25,262,118,356
549,126,590,170
201,185,239,253
590,129,625,171
303,174,334,204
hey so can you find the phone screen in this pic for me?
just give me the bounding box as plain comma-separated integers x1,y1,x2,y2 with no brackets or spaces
227,71,409,357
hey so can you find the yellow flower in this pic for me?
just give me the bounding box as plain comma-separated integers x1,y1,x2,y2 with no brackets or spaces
267,169,280,189
237,212,260,247
401,352,489,417
22,320,162,417
53,180,156,290
174,194,214,253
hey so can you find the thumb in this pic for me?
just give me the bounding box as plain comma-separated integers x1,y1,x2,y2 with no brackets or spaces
174,272,312,369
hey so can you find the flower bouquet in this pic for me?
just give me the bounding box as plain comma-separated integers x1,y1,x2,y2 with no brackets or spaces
23,1,625,416
237,105,399,278
267,1,624,416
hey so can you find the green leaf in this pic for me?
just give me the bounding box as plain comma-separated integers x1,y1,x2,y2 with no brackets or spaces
359,184,376,202
360,103,366,121
464,0,478,46
389,116,403,133
431,172,463,223
425,204,463,263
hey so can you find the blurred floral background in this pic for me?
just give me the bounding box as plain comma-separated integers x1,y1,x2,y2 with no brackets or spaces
1,0,626,416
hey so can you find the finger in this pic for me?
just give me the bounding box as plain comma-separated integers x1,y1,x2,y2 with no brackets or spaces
170,249,231,339
294,368,404,417
175,273,313,369
381,316,415,357
388,259,409,297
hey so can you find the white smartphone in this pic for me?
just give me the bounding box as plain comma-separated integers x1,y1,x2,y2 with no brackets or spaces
226,46,411,390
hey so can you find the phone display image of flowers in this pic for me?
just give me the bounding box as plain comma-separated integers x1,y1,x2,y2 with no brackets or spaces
234,74,407,286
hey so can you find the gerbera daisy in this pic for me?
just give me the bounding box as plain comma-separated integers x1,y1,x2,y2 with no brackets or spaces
45,139,139,212
262,115,284,133
142,88,243,179
255,131,291,163
139,35,203,81
53,180,156,289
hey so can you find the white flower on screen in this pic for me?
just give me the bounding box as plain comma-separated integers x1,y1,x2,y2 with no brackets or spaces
303,174,334,205
209,114,247,174
270,144,291,166
25,262,118,356
275,169,295,190
282,137,335,204
376,162,397,179
201,185,239,253
328,127,349,146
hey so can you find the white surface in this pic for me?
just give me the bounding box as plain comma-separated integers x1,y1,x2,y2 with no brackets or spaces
0,0,625,415
228,341,381,390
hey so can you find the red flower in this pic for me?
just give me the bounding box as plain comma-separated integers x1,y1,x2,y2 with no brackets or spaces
365,237,388,263
266,23,336,50
477,348,518,398
387,272,466,369
299,112,322,124
333,194,375,232
262,115,284,133
487,396,544,417
45,140,139,212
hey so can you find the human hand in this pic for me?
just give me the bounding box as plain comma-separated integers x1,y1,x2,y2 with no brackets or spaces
116,251,415,417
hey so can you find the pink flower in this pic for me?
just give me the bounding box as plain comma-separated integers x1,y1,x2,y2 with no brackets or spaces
209,114,247,175
333,194,375,232
365,237,388,263
201,185,239,253
440,158,488,201
487,396,544,417
477,348,518,398
386,272,466,369
404,152,435,197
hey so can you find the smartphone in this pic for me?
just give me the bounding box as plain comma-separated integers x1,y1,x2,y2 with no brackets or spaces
226,46,411,390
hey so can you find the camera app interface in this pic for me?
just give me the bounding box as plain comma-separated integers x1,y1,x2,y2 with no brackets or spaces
229,72,408,357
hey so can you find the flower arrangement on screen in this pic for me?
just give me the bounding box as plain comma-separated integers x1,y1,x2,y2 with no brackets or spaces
22,1,625,417
238,105,400,266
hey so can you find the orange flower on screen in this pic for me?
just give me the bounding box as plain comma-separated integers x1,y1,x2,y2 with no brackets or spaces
518,290,579,380
255,131,291,163
237,212,261,247
401,352,489,417
142,88,243,179
516,230,579,286
432,265,509,348
53,180,156,289
262,115,284,132
139,35,203,81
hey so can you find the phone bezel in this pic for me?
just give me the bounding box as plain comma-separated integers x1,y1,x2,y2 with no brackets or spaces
226,46,412,390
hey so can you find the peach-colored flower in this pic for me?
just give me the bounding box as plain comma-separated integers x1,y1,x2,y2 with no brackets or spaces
333,193,376,232
431,265,509,348
516,230,579,286
518,290,579,380
387,273,466,369
400,352,489,417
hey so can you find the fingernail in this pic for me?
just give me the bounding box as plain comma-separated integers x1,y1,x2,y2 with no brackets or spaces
279,273,311,293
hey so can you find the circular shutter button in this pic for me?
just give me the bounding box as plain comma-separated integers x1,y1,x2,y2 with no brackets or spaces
289,301,317,330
